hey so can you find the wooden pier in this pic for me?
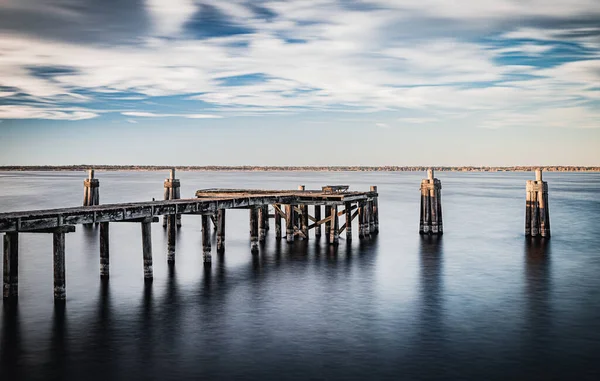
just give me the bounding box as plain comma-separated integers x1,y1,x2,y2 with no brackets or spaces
1,184,378,301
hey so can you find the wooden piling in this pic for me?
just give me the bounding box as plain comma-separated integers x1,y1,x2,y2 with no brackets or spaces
526,169,550,238
344,202,352,241
3,232,18,298
358,202,365,239
83,169,99,207
301,205,309,240
53,232,66,300
141,220,153,279
370,186,379,234
330,205,339,245
216,209,226,253
274,204,282,240
419,169,443,235
325,205,331,243
250,207,259,253
99,222,109,278
314,206,322,238
167,214,176,264
285,205,294,244
202,215,212,263
258,205,267,242
163,168,181,227
368,200,375,235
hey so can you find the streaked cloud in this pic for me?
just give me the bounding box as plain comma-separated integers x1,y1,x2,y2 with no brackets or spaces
121,111,222,119
0,0,598,128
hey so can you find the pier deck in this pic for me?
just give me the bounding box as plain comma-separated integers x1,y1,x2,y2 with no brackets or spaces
2,186,379,301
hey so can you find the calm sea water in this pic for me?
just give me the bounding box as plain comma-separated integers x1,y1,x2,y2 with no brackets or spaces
1,171,600,380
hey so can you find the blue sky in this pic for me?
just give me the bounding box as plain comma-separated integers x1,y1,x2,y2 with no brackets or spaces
0,0,599,165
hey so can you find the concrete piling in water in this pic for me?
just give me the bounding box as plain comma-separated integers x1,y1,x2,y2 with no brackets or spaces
83,169,99,207
526,169,550,238
419,169,443,235
163,169,181,227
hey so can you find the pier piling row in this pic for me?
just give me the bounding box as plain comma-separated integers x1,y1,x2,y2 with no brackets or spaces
419,169,443,235
1,186,378,301
526,169,550,237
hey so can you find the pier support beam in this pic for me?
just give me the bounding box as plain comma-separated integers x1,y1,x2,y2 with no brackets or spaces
274,204,282,240
345,202,353,241
53,232,66,300
250,208,259,253
216,209,226,253
141,220,153,280
314,206,322,238
371,186,379,234
301,206,309,240
3,232,18,299
202,215,212,263
163,169,182,227
99,222,109,278
258,206,267,242
83,169,99,207
330,205,339,245
526,169,551,237
419,169,443,235
285,205,294,244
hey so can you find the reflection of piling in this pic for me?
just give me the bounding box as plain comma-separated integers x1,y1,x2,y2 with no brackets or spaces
83,169,99,206
419,169,443,235
163,169,181,227
525,169,550,237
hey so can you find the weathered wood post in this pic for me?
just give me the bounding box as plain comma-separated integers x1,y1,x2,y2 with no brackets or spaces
53,232,66,300
250,207,259,253
419,169,443,235
167,214,176,264
526,169,551,237
367,200,375,234
274,204,282,240
345,202,353,241
163,169,182,227
314,205,322,238
99,222,109,278
330,205,339,245
325,205,331,243
83,169,99,206
370,186,379,234
216,209,226,253
285,204,294,244
141,220,153,280
3,232,18,298
258,205,267,242
202,215,212,263
358,201,366,239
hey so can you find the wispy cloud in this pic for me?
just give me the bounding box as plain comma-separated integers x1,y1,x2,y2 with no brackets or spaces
0,0,598,128
121,111,222,119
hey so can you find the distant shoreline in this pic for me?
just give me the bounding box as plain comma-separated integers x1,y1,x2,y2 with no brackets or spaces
0,166,598,172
